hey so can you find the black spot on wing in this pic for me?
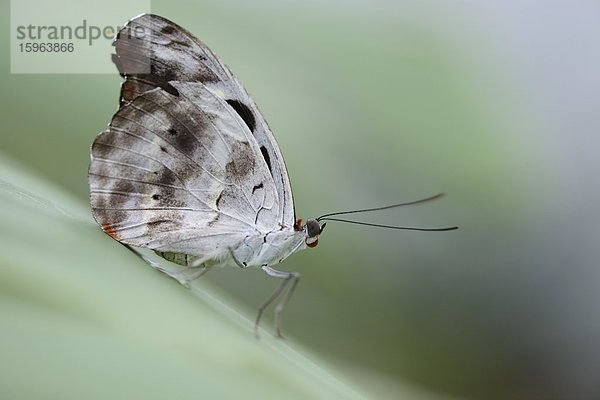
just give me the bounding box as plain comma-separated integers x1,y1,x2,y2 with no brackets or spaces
158,80,180,97
161,25,176,34
226,100,256,133
149,187,185,208
259,146,272,176
252,182,263,194
215,190,223,209
165,125,199,158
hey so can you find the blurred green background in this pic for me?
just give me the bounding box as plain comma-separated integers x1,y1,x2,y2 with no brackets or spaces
2,0,600,399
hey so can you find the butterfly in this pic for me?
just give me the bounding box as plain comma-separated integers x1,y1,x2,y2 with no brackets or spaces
88,13,457,338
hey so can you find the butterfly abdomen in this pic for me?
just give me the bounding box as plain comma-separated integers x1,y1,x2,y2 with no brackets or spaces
155,251,222,268
154,251,189,266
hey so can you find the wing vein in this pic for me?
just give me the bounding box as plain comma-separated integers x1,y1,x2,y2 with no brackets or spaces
116,106,231,188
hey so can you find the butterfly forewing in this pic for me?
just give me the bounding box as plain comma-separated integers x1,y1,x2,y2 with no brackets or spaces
89,81,280,255
111,14,295,227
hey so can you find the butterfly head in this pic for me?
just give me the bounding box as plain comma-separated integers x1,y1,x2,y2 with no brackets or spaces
295,218,326,248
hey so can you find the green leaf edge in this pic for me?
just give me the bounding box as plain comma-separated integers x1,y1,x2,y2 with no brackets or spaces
0,152,369,400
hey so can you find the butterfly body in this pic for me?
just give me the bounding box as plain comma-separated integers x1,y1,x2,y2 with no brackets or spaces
151,226,306,276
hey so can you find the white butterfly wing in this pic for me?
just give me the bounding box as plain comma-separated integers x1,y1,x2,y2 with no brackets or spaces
111,13,296,227
89,81,279,256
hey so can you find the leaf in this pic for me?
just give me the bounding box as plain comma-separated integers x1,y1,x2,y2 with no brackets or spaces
0,153,367,400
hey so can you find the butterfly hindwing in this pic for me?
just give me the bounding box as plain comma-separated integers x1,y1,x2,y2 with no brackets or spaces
112,13,296,227
89,81,279,255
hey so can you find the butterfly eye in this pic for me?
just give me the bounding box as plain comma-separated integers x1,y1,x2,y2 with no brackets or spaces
305,219,321,238
305,219,322,248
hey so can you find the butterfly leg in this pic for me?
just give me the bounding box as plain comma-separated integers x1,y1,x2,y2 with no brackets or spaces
156,261,211,287
123,243,163,269
124,244,209,287
256,266,300,339
174,266,210,287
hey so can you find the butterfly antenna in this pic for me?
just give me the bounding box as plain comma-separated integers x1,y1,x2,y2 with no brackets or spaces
316,193,458,231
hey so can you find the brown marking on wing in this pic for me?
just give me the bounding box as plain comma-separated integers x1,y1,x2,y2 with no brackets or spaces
225,141,255,178
101,223,121,241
